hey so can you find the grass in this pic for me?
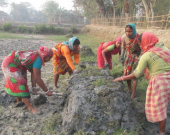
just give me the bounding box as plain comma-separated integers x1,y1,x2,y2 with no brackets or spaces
0,31,26,39
0,31,148,134
73,129,139,135
45,33,107,55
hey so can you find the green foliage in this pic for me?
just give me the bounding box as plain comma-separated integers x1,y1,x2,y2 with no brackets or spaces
48,24,55,33
39,24,48,33
112,129,138,135
154,0,170,15
55,27,64,35
92,79,108,86
33,24,40,34
42,0,59,23
18,25,29,33
69,26,79,34
2,22,13,31
43,113,61,134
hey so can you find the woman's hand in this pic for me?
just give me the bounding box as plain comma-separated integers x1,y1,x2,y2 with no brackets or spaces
113,77,123,82
73,69,80,74
104,62,110,69
46,91,53,96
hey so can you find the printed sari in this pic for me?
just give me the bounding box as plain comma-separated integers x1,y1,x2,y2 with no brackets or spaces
52,43,79,75
2,50,39,97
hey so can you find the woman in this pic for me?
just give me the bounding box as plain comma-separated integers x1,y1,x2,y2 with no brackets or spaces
119,23,141,99
52,37,80,88
97,37,121,69
1,46,53,114
114,32,170,135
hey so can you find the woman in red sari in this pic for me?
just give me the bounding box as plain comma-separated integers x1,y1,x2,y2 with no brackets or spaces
97,37,121,69
119,23,141,99
114,32,170,135
1,46,53,114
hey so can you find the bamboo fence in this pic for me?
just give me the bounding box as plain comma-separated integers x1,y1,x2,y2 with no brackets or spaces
91,14,170,29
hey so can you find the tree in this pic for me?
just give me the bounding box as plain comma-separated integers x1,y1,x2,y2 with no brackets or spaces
42,0,59,23
73,0,98,19
95,0,106,17
10,2,31,21
0,0,7,7
10,2,47,22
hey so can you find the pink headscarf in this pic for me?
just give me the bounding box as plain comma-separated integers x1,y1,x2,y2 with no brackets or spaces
38,46,53,66
141,32,159,53
116,37,121,43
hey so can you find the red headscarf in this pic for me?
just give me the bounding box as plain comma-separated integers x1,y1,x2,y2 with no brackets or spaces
141,32,159,53
116,37,121,43
38,46,53,66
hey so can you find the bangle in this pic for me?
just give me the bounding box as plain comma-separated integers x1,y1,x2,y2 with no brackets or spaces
121,76,124,81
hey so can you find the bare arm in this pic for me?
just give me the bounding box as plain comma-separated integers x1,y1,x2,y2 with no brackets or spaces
31,73,36,88
102,48,109,63
113,73,136,82
32,68,52,95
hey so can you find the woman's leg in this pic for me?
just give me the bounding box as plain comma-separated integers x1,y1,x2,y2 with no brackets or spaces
127,80,132,93
16,97,22,103
131,80,137,99
158,119,166,135
22,98,38,114
68,70,73,76
54,74,59,88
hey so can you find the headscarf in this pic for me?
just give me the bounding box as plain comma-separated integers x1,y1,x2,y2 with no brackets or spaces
126,23,137,39
62,37,78,51
141,32,159,53
38,46,53,66
116,37,121,43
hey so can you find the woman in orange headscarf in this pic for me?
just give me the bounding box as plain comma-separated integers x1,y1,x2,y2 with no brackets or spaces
1,46,53,114
114,32,170,135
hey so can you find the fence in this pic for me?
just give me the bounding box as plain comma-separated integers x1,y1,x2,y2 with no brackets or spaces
91,14,170,29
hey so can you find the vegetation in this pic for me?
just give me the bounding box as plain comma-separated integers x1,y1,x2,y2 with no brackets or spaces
0,31,26,39
0,30,148,134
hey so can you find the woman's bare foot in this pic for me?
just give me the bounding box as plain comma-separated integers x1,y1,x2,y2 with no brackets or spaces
131,94,135,99
30,108,39,115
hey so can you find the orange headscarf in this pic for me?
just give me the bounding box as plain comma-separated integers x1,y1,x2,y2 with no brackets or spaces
141,32,159,53
38,46,53,66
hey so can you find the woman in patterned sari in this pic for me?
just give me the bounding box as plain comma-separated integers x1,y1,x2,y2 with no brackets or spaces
119,23,141,99
52,37,80,88
1,46,53,114
114,32,170,135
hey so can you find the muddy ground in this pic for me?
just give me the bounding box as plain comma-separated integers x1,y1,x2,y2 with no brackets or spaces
0,36,70,135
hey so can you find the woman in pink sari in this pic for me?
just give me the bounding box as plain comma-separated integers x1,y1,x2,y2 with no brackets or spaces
2,46,53,114
97,37,121,69
114,32,170,135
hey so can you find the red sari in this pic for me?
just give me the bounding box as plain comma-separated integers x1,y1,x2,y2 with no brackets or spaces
97,41,120,69
2,50,38,97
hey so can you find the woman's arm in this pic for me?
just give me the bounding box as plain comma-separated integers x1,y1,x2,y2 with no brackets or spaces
113,73,136,82
102,48,109,63
32,68,52,96
62,46,76,70
74,54,80,64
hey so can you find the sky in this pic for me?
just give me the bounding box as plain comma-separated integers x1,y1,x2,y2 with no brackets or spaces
0,0,74,14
